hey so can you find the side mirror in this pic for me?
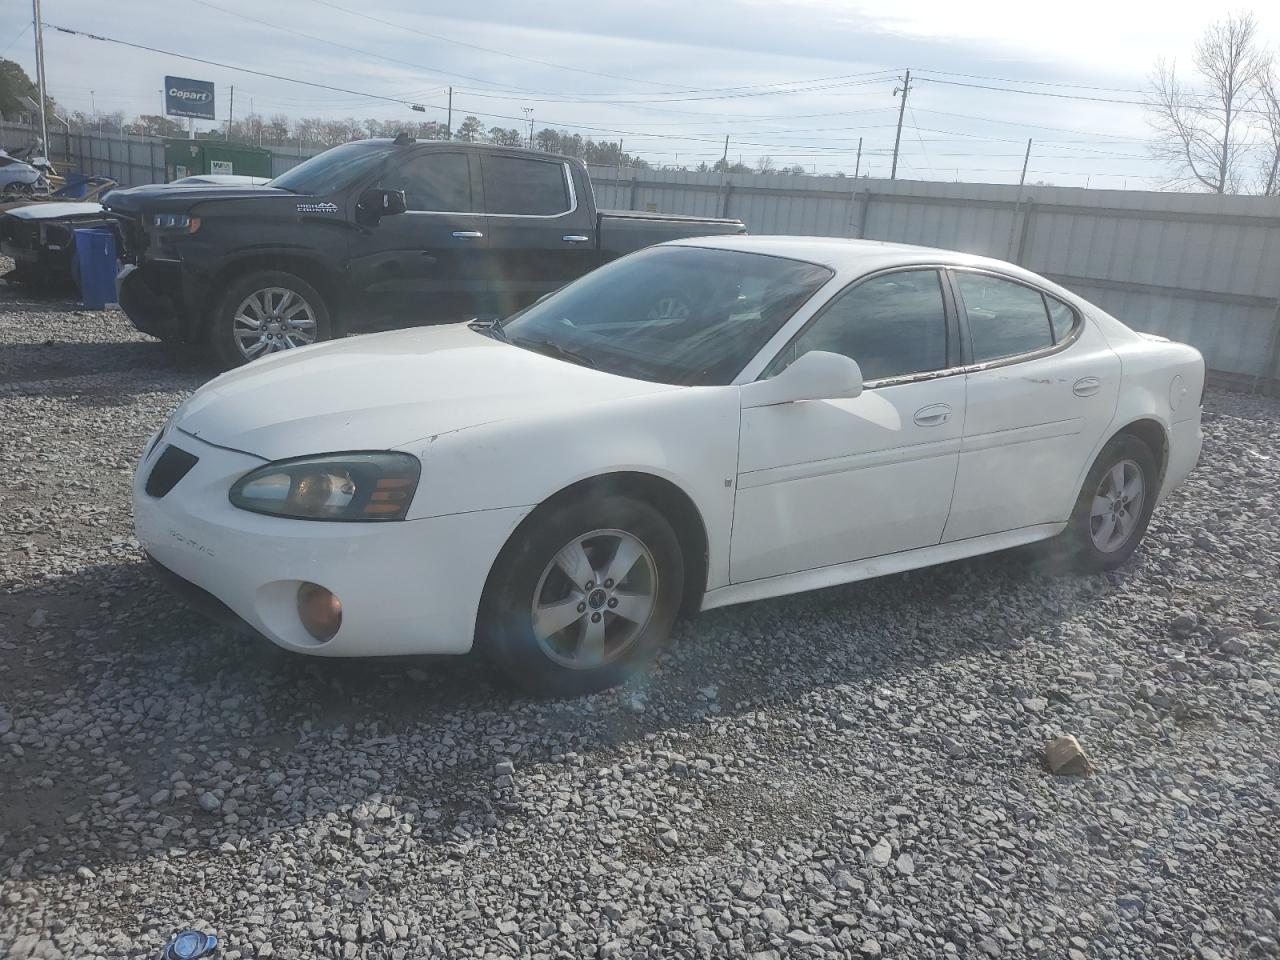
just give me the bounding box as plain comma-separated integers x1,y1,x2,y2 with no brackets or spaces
358,188,407,220
740,351,863,407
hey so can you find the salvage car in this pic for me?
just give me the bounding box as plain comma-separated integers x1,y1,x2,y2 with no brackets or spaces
134,236,1204,695
0,175,269,290
105,137,745,366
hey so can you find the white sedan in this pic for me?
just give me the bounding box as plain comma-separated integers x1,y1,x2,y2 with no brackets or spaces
134,236,1204,695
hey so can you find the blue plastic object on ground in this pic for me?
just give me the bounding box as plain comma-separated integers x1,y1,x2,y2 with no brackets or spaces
74,228,118,310
61,172,90,198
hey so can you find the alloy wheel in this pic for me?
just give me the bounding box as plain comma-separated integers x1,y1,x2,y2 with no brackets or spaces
233,286,318,360
1090,458,1145,553
531,528,658,670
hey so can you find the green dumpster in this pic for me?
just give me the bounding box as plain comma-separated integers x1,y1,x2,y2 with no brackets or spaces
164,139,273,181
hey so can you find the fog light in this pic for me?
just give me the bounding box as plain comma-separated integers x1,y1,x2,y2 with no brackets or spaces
297,582,342,641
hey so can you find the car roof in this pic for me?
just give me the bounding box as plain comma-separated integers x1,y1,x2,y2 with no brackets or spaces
666,234,1025,277
665,233,1142,345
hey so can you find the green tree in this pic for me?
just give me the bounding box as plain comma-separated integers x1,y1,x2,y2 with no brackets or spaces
0,58,55,121
488,126,524,146
455,115,485,142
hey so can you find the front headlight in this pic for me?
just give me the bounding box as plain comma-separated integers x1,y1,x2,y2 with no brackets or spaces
150,213,201,234
228,452,421,521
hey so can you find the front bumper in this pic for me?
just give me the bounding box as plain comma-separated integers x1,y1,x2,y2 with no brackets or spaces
133,430,530,657
117,261,187,340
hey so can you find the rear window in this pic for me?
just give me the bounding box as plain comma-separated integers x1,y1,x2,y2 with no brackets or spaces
482,156,570,216
955,272,1054,363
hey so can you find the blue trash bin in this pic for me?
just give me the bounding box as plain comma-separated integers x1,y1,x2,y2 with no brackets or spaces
74,228,118,310
59,172,90,198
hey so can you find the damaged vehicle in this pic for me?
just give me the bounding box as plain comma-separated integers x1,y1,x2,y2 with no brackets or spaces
1,175,267,291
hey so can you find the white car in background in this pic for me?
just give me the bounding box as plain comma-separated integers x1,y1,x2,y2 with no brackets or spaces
134,236,1204,695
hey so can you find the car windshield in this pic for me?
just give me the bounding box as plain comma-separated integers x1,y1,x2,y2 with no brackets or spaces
499,245,833,385
268,142,397,195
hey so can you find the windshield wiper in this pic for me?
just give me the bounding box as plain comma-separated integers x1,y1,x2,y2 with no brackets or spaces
510,336,597,369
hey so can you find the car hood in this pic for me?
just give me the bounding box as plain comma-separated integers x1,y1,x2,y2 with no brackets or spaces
176,324,680,461
5,201,105,221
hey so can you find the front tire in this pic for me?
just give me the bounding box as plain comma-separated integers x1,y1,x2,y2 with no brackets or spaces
1062,434,1159,571
209,270,331,368
478,494,685,697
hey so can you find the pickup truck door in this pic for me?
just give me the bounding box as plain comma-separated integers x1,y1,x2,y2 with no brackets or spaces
730,268,966,583
477,153,597,316
347,149,489,297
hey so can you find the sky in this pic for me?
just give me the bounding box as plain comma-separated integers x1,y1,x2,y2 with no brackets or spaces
5,0,1280,188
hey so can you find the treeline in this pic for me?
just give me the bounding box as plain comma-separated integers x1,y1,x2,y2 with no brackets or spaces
62,110,855,176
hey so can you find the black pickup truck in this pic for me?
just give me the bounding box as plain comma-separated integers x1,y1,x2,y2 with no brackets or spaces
106,137,746,366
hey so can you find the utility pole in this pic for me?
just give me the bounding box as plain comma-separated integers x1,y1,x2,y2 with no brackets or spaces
854,136,862,178
31,0,48,152
1019,138,1032,186
446,87,452,140
228,85,235,141
522,107,534,149
891,68,911,181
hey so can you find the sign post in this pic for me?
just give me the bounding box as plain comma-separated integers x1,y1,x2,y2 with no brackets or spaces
164,76,216,123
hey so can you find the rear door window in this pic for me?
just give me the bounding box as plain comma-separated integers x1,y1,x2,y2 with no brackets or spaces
955,272,1054,363
482,156,571,216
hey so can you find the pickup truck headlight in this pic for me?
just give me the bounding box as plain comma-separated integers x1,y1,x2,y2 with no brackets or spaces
150,213,201,234
229,452,420,521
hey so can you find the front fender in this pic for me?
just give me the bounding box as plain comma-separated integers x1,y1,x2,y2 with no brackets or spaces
398,387,742,591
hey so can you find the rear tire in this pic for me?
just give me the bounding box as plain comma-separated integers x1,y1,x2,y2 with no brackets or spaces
478,493,684,697
208,270,331,368
1061,434,1159,572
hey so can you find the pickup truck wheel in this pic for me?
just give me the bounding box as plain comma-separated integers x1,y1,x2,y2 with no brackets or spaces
210,270,331,367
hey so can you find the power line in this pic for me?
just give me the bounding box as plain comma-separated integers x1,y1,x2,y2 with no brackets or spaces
306,0,688,91
915,73,1272,118
39,24,881,156
187,0,575,100
311,0,903,99
46,23,429,108
0,21,32,57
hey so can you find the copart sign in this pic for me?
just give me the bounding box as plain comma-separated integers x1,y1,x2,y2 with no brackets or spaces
164,76,216,120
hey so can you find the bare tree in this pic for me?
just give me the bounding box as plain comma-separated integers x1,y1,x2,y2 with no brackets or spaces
1258,67,1280,196
1147,12,1269,193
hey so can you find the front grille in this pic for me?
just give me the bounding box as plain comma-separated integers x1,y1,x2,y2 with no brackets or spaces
146,444,199,497
108,212,145,262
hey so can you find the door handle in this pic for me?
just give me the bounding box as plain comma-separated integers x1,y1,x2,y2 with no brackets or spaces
1073,377,1102,397
913,403,951,427
451,231,484,239
562,235,590,243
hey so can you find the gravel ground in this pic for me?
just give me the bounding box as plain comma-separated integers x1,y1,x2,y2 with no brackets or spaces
1,269,1278,960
